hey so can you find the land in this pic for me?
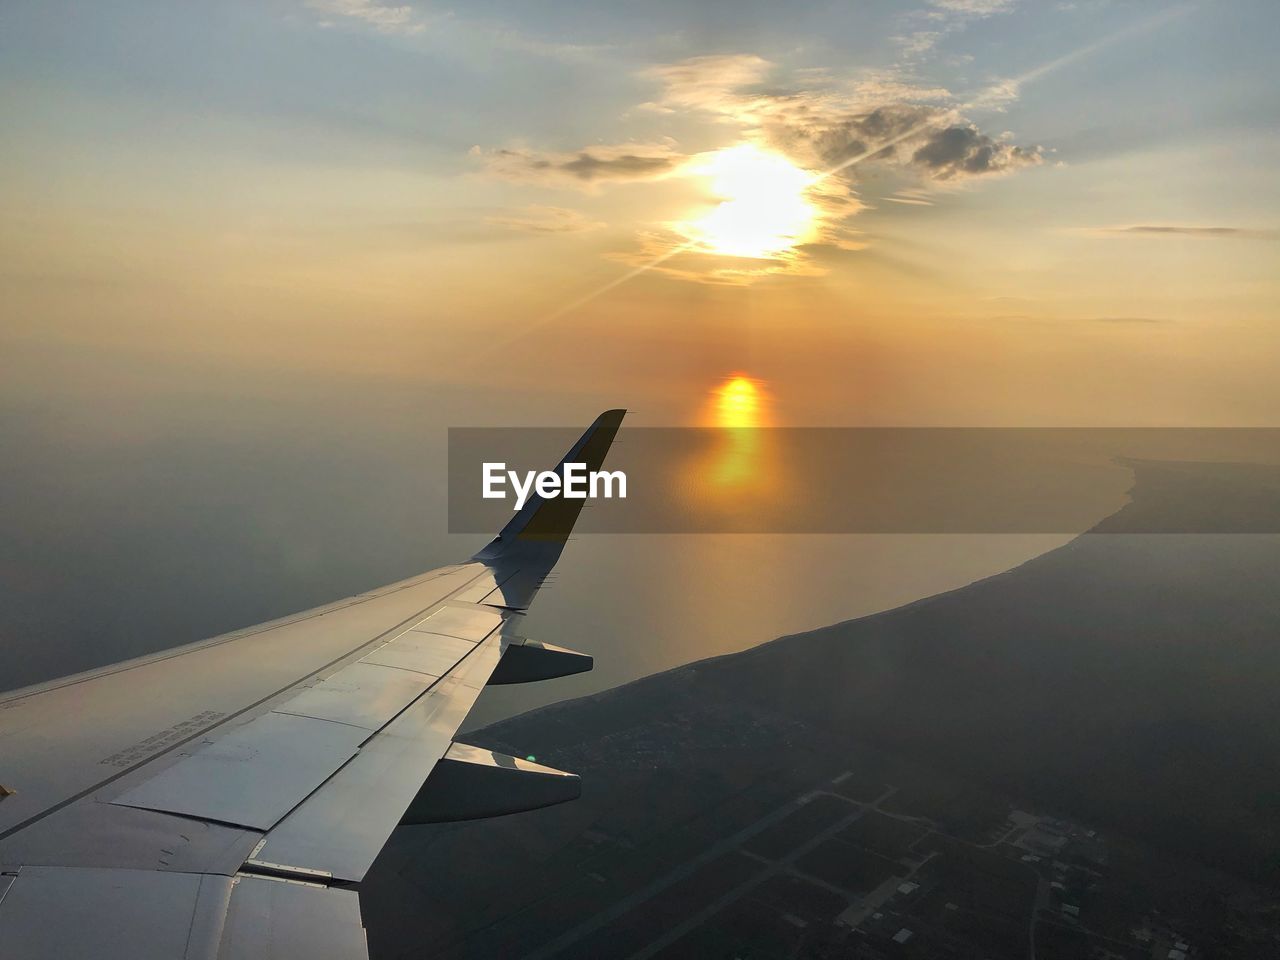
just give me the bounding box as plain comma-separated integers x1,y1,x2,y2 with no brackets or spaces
363,461,1280,959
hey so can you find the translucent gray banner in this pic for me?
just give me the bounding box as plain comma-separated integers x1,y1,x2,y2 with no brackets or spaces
448,428,1280,534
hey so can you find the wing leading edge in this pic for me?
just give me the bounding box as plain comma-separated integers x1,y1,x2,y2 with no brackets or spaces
0,409,625,960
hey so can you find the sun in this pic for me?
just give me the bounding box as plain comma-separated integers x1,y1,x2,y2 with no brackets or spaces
680,145,819,259
709,374,769,428
717,375,760,428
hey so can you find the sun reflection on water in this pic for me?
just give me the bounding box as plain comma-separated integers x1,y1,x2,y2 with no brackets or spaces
678,374,786,528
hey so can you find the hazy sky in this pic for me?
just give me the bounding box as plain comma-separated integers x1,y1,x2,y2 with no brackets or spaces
3,0,1277,429
2,0,1276,718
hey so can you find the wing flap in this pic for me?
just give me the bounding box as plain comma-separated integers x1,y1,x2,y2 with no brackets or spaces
0,866,218,960
246,635,503,882
407,604,505,641
0,865,367,960
359,631,475,676
111,713,368,830
216,875,367,960
269,663,435,732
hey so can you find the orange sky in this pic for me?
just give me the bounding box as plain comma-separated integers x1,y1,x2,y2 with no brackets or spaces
2,1,1277,429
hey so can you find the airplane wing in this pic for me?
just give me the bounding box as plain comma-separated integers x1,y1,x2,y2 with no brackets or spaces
0,409,625,960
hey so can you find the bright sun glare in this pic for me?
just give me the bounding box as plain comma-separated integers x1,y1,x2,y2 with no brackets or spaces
681,145,819,259
714,374,766,428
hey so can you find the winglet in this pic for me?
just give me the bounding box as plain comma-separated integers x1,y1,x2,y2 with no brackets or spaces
473,409,625,559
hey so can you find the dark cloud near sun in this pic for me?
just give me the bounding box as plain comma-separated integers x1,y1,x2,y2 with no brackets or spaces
559,152,673,182
765,104,936,170
636,57,1043,186
911,124,1043,179
471,143,684,187
762,103,1042,182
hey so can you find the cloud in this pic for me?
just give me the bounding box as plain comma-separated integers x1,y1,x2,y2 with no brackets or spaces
487,205,605,234
643,56,951,132
635,57,1039,185
306,0,422,34
480,56,1031,195
897,0,1019,60
471,142,685,188
884,188,936,206
911,124,1043,178
1096,225,1276,239
985,314,1172,325
764,102,937,170
931,0,1017,14
470,52,1042,284
896,29,945,58
1080,321,1172,330
751,99,1042,183
481,27,611,64
643,55,774,114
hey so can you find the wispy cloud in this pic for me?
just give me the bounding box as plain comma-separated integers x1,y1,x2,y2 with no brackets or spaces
1080,321,1172,330
643,55,952,130
884,188,936,206
605,232,831,287
980,313,1172,325
303,0,615,61
896,0,1020,60
487,205,605,234
481,27,610,64
931,0,1017,14
1090,225,1277,239
306,0,423,34
471,142,684,188
642,54,775,114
